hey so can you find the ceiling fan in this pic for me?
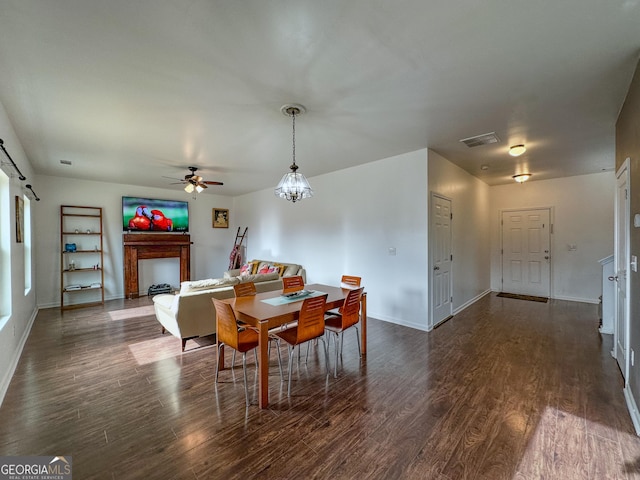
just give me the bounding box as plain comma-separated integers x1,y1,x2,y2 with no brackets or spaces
167,166,223,193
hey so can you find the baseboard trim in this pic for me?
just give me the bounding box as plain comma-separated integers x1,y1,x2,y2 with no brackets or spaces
373,313,428,332
453,289,492,316
624,386,640,436
0,307,38,408
552,295,599,305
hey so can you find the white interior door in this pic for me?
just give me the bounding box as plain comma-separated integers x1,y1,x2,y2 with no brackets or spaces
614,161,630,381
501,209,551,297
431,194,452,327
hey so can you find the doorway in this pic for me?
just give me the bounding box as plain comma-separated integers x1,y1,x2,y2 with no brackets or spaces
501,208,551,298
614,159,630,382
430,193,453,327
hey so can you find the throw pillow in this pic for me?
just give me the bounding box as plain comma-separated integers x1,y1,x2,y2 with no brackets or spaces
239,262,254,276
257,263,279,275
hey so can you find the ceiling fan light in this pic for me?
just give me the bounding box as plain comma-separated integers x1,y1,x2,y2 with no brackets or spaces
513,173,531,183
509,144,526,157
184,183,195,193
195,184,204,193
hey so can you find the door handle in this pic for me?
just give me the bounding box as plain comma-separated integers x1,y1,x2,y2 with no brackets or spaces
544,256,550,260
434,266,440,271
608,275,618,282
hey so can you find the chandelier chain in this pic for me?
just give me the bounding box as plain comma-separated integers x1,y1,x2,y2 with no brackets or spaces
291,111,296,167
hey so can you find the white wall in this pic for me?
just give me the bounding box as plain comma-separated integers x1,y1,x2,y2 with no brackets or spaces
234,150,430,330
34,176,235,307
0,100,37,404
428,150,492,323
490,172,615,303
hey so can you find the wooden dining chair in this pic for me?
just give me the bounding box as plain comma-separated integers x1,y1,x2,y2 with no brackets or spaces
213,298,260,406
231,281,256,366
230,283,284,379
340,275,362,288
282,275,305,294
326,275,362,317
233,281,257,297
275,295,330,396
325,287,364,378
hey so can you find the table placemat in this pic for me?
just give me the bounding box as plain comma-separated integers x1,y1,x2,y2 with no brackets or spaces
261,290,326,306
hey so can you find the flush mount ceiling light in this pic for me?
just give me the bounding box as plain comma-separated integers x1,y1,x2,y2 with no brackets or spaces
509,144,527,157
513,173,532,183
275,104,313,203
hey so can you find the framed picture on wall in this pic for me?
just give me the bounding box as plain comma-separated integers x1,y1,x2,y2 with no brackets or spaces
15,196,23,243
213,208,229,228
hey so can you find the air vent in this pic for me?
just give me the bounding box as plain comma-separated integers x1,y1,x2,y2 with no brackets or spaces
60,160,72,165
459,132,500,148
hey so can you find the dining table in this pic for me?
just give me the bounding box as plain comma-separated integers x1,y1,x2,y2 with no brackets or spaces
220,283,367,408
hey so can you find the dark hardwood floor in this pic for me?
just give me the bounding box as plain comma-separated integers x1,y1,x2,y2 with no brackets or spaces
1,294,640,479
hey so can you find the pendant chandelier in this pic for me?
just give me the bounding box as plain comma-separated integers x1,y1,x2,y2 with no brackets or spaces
275,104,313,203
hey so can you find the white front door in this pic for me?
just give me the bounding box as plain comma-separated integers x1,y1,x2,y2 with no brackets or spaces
614,161,630,382
501,209,551,297
431,194,452,327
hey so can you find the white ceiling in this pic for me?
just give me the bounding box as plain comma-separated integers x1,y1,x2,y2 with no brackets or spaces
0,1,639,197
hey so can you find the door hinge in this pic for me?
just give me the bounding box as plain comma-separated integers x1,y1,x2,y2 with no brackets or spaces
450,296,453,303
501,249,503,255
450,212,453,220
450,254,453,261
550,224,554,234
626,188,628,200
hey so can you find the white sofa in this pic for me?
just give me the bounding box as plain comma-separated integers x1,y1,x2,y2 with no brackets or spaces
152,260,306,351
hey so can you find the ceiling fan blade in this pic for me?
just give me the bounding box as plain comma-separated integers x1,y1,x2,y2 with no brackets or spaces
203,181,224,185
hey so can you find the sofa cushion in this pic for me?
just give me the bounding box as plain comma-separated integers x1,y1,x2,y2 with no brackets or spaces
282,264,302,277
224,268,241,279
180,276,239,294
238,272,280,284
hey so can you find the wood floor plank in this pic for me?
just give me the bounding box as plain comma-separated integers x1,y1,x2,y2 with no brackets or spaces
2,294,640,479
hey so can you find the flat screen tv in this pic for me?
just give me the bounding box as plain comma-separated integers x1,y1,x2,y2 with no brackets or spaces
122,196,189,232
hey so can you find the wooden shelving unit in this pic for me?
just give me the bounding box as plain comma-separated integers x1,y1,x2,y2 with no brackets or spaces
60,205,105,310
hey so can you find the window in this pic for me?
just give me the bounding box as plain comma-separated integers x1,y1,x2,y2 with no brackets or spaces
24,194,31,294
0,169,11,325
